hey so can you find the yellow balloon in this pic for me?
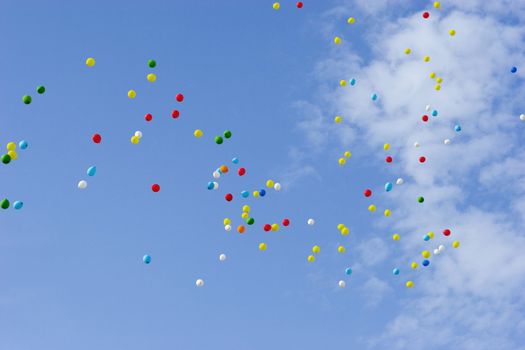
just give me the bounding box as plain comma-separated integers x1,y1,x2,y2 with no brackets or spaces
193,129,203,138
338,158,346,166
344,151,351,158
147,73,157,82
266,179,275,188
334,115,342,123
449,29,456,36
435,84,441,91
307,255,315,262
404,48,411,55
312,245,320,254
368,204,377,212
86,57,95,67
452,240,460,248
242,205,250,213
259,242,267,251
7,150,17,160
337,224,345,230
339,80,347,87
271,223,279,231
6,142,16,151
272,2,280,10
383,143,390,151
434,1,441,8
428,231,435,239
253,191,260,198
334,36,342,45
341,227,349,236
406,281,414,288
411,262,418,269
436,77,443,83
347,17,355,24
422,250,431,258
430,72,436,79
337,245,346,253
392,233,400,241
424,56,430,62
128,90,137,99
384,209,391,217
241,212,249,219
131,135,139,144
223,218,231,225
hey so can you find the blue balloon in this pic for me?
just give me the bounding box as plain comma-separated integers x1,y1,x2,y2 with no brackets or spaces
422,259,430,267
423,235,430,241
511,66,518,73
19,140,28,150
241,190,249,198
385,182,393,192
454,124,462,132
13,201,23,210
207,182,214,190
392,268,400,275
432,109,438,117
232,157,239,164
345,267,353,275
87,166,97,176
371,93,378,101
259,189,266,197
350,78,356,86
143,255,151,264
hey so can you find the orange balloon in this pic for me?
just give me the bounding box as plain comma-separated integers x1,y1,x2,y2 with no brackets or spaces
220,165,229,173
237,225,246,234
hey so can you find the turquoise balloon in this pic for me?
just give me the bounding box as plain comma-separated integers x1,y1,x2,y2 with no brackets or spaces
385,182,393,192
393,268,400,275
19,140,28,150
87,166,97,176
13,201,23,210
143,255,151,264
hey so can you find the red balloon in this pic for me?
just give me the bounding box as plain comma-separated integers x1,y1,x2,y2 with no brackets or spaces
422,11,430,19
364,189,372,197
176,93,184,102
238,167,246,176
92,133,102,144
443,229,451,236
296,1,303,8
282,218,290,226
422,115,429,122
151,184,160,192
171,110,180,119
145,113,153,122
386,156,393,163
419,156,426,163
225,193,233,202
263,224,272,232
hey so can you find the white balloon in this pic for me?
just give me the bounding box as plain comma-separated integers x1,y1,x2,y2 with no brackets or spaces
520,114,525,121
213,171,221,179
196,279,204,287
224,225,232,232
444,139,451,145
307,218,315,226
219,254,227,262
338,280,346,288
213,182,219,190
78,180,88,189
425,104,431,112
434,249,440,255
134,131,143,139
414,141,420,148
396,178,404,185
274,183,282,191
438,244,445,252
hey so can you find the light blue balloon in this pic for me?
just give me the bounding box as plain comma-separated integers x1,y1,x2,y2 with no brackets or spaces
393,268,400,275
385,182,393,192
13,201,23,210
423,235,430,241
207,182,214,190
232,157,239,164
143,255,151,264
454,124,462,132
432,109,438,117
241,190,249,198
87,166,96,176
371,93,378,101
350,78,356,86
345,268,353,275
19,140,28,150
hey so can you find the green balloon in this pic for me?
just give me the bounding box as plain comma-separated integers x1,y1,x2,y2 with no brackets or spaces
223,130,232,139
1,154,11,164
246,217,255,225
1,198,9,209
215,136,223,144
36,85,46,94
148,59,156,68
418,196,425,203
22,95,32,104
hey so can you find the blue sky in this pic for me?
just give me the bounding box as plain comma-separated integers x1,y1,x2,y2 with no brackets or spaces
1,1,525,349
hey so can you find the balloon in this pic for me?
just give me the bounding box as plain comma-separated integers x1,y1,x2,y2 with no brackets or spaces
1,154,11,164
452,240,460,248
422,259,430,267
434,249,440,255
383,143,390,150
368,204,376,212
147,73,156,82
337,246,346,253
271,223,279,231
386,156,393,163
242,205,250,213
237,225,245,234
194,129,203,138
263,224,271,232
438,244,445,252
419,156,426,163
232,157,239,164
339,80,347,87
423,235,430,241
196,279,205,287
371,93,378,101
266,179,275,188
86,57,96,67
422,11,429,19
36,85,45,94
22,95,32,104
444,139,451,145
418,196,425,203
130,135,138,144
19,140,28,150
145,113,153,121
143,255,151,264
347,17,355,24
404,48,411,54
128,90,137,99
274,183,282,191
422,115,429,122
430,72,436,79
454,124,461,132
425,105,431,112
350,78,356,86
434,1,441,8
406,281,414,288
312,245,320,254
414,142,420,148
436,77,443,83
344,151,351,158
225,193,233,202
422,250,430,258
223,130,232,139
241,213,249,220
135,131,143,139
364,189,372,197
78,180,87,189
220,165,229,173
241,190,249,198
87,166,96,176
13,201,23,210
1,198,10,209
92,133,102,144
341,227,349,236
296,2,303,8
151,184,160,192
424,56,430,63
272,2,280,9
215,136,223,144
176,93,184,102
511,67,518,73
396,178,404,185
219,254,226,262
384,209,391,217
253,191,260,198
307,255,315,262
148,59,157,68
334,115,342,123
411,262,418,269
345,268,353,275
334,36,342,45
435,84,441,91
385,182,393,192
393,268,400,275
337,224,344,230
338,280,346,288
224,225,232,232
307,218,315,225
246,217,255,225
172,110,180,118
392,233,400,241
223,218,231,225
338,158,346,166
259,189,266,197
259,242,267,251
282,218,290,226
7,150,17,160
